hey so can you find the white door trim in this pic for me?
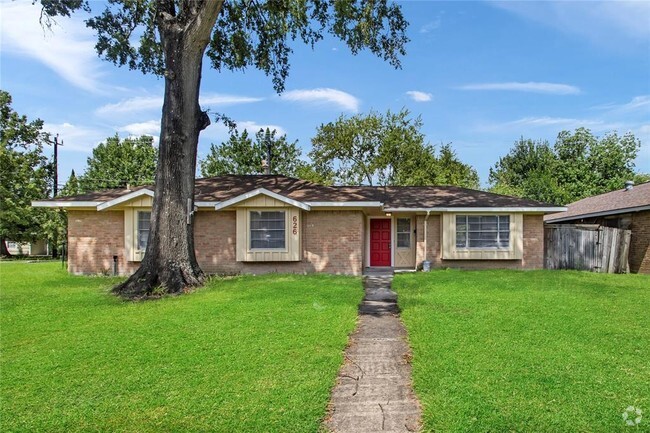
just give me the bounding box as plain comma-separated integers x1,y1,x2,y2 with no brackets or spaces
366,216,394,268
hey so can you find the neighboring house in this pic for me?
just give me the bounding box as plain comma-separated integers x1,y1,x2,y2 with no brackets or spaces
545,181,650,274
33,175,564,276
5,240,49,256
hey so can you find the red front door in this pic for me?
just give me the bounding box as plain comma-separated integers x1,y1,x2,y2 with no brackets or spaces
370,219,391,266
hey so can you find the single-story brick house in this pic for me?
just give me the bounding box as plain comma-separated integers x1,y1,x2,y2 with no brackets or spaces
545,181,650,274
33,175,564,276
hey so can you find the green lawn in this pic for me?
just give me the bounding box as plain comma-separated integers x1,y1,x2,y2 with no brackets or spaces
0,262,362,432
394,270,650,432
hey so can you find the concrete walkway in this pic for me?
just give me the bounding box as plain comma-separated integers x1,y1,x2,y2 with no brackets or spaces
325,272,422,433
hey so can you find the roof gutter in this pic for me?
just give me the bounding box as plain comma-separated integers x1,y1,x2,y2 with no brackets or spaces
384,206,566,213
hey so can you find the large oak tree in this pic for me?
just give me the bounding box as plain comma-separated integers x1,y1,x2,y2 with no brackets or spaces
40,0,408,298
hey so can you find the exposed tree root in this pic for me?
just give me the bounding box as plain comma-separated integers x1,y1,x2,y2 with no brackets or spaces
113,258,205,300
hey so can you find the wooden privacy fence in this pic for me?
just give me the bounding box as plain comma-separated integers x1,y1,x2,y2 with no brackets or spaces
544,224,632,273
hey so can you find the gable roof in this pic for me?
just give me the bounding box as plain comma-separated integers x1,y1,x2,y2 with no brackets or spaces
545,182,650,223
33,174,564,212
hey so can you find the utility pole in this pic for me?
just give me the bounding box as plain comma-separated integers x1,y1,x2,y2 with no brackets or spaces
49,134,64,259
52,134,63,198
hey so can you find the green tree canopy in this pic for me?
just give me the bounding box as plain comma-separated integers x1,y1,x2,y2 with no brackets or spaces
489,128,646,205
79,134,157,191
200,128,298,176
0,90,52,255
60,169,82,197
310,109,479,187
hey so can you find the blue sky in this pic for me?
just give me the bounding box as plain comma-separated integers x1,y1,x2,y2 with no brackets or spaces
1,0,649,188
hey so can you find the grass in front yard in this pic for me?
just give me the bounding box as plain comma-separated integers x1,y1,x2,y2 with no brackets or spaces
0,262,362,432
394,270,650,432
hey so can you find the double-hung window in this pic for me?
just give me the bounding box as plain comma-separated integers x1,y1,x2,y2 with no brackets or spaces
396,218,411,248
456,215,510,249
137,211,151,251
250,211,286,250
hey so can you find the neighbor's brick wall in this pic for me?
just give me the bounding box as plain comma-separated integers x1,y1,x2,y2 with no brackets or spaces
67,210,139,275
629,210,650,274
414,213,544,270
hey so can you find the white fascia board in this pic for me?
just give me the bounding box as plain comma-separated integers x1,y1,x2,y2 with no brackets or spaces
545,205,650,223
195,201,216,208
32,200,103,208
214,188,310,211
305,201,383,207
96,189,155,211
383,207,567,213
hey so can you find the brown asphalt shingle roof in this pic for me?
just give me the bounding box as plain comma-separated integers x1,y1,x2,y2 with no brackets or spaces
545,182,650,222
45,174,558,209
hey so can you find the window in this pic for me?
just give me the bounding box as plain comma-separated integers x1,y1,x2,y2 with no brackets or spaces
456,215,510,249
137,211,151,251
250,211,286,250
396,218,411,248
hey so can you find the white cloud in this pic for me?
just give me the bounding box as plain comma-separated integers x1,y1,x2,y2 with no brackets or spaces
96,96,163,116
280,88,360,112
459,82,580,95
96,93,264,117
477,116,623,135
0,1,107,93
117,120,160,137
419,18,441,34
43,122,107,152
504,117,605,128
200,94,264,106
406,90,433,102
492,1,650,46
592,95,650,113
202,120,286,142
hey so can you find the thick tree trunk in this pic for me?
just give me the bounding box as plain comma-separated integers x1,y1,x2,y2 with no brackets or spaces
114,2,222,299
1,239,11,257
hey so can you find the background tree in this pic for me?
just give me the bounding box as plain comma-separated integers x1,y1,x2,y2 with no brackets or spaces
488,138,561,203
489,128,645,204
78,134,157,191
0,90,51,256
40,0,409,297
433,144,480,189
200,128,302,177
60,169,82,197
310,109,478,187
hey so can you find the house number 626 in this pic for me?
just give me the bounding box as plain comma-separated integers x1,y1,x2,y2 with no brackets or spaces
292,216,298,235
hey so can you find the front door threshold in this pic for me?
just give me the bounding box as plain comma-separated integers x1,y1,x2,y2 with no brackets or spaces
363,267,395,276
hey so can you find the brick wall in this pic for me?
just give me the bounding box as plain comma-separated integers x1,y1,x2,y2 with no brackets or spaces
302,210,364,274
522,214,545,269
68,209,548,275
630,210,650,274
415,213,545,270
415,215,441,267
67,210,139,275
166,210,364,276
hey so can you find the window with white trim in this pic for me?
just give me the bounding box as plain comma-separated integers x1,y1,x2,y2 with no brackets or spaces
137,211,151,251
396,218,411,248
456,215,510,249
250,211,286,250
